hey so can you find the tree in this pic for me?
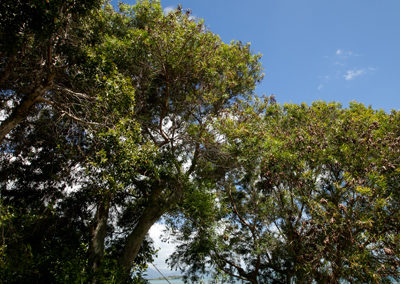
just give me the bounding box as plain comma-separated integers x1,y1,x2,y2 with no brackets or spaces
169,100,400,283
85,0,263,278
0,1,145,282
0,0,263,282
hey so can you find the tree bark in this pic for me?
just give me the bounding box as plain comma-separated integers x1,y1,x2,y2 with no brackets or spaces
249,277,258,284
119,186,166,272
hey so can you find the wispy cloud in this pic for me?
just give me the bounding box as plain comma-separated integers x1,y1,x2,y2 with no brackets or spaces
344,68,366,80
335,49,358,57
318,49,375,88
333,61,345,66
163,6,175,14
163,6,196,21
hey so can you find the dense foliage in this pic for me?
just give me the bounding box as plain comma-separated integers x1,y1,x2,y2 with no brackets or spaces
1,1,398,284
169,100,400,283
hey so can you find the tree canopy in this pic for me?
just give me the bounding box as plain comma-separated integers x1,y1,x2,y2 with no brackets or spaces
0,1,398,284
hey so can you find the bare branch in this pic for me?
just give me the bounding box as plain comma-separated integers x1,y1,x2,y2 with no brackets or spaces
55,85,96,101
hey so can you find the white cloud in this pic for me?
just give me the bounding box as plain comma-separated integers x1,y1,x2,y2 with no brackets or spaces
335,49,357,57
333,61,345,66
148,223,176,273
320,49,373,85
163,6,175,15
344,68,365,80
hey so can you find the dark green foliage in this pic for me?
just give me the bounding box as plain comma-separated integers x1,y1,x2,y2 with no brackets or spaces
0,111,89,283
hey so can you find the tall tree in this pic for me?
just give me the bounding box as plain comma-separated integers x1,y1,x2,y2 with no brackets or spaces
1,1,264,282
169,100,400,283
86,0,263,277
1,1,143,282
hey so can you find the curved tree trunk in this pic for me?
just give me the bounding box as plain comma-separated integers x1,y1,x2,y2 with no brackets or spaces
118,186,165,272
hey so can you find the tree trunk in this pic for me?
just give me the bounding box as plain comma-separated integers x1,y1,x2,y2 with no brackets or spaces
88,195,111,284
249,277,258,284
0,84,50,144
119,186,165,272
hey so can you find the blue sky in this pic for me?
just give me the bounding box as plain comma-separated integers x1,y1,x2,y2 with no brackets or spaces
154,0,399,111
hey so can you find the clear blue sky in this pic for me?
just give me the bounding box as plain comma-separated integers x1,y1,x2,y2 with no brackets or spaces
121,0,400,111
